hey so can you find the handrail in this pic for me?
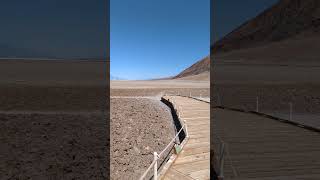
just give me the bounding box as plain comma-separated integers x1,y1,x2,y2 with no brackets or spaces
214,136,238,179
139,123,187,180
158,123,186,158
139,96,188,180
218,142,225,179
139,159,157,180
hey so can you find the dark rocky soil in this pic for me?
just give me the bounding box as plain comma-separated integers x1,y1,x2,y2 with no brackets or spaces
213,83,320,113
110,98,174,180
0,112,108,179
0,85,108,111
0,60,109,179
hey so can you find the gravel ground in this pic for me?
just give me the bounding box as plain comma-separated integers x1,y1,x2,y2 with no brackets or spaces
213,83,320,128
213,84,320,113
110,98,175,180
213,63,320,128
0,60,109,179
0,112,108,179
0,85,108,111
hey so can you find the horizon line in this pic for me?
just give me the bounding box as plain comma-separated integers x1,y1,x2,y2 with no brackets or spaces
0,57,109,62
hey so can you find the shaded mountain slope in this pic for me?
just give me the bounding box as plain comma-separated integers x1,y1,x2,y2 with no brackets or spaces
213,0,320,55
214,35,320,64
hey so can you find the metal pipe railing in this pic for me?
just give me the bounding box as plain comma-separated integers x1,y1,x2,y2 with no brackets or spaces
139,158,157,180
139,92,201,179
139,97,188,180
153,152,158,180
214,137,238,179
139,123,187,180
218,143,225,180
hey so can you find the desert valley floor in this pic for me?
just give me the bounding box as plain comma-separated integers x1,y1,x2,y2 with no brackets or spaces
110,79,210,179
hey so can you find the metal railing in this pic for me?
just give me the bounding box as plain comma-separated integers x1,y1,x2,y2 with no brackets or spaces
165,91,204,99
213,92,320,130
139,97,188,180
213,136,238,179
214,90,317,121
214,140,225,179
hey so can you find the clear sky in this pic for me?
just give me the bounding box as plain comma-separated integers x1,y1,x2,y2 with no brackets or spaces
212,0,279,43
110,0,210,80
0,0,108,59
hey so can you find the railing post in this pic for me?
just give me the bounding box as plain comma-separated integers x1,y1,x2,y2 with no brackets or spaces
219,143,225,179
190,92,191,97
153,152,158,180
256,96,259,112
184,120,189,138
289,103,293,121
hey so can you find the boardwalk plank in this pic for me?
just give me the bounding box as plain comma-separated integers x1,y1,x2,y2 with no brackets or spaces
162,96,210,180
213,108,320,179
172,160,209,173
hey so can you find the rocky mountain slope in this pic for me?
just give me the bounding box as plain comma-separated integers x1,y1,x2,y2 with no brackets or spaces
212,0,320,62
173,56,210,80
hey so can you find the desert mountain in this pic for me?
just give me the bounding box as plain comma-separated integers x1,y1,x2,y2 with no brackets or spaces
212,0,320,63
173,56,210,80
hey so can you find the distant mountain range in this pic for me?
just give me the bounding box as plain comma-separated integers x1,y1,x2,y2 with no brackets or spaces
212,0,320,63
110,75,124,80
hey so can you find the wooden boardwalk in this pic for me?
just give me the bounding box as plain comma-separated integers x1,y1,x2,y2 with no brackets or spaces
213,108,320,179
161,96,210,180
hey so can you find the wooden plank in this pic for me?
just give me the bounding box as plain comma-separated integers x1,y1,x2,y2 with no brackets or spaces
187,125,209,129
174,152,210,165
213,108,320,179
180,146,210,157
188,125,210,130
187,133,210,139
187,137,210,144
172,160,210,173
188,169,210,180
162,168,193,180
162,96,210,179
183,141,210,150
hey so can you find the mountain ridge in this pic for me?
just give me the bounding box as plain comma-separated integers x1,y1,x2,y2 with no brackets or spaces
173,56,210,80
212,0,320,54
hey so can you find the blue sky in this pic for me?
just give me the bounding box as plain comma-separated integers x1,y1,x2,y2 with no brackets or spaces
0,0,107,59
110,0,210,80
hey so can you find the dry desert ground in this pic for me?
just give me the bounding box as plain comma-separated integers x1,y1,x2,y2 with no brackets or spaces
213,61,320,128
0,60,108,179
110,79,209,179
110,98,174,179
